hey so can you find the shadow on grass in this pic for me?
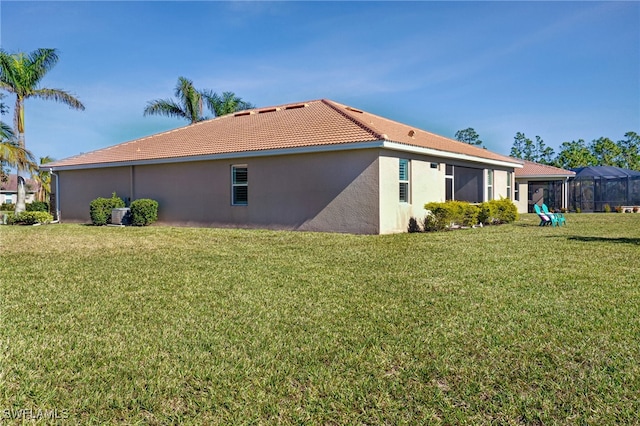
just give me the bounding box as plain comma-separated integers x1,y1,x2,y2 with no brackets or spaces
567,236,640,245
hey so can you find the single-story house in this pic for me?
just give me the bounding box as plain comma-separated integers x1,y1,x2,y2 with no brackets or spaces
46,99,523,234
514,161,575,213
0,174,39,206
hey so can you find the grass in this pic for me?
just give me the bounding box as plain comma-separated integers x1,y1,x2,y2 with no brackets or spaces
1,213,639,424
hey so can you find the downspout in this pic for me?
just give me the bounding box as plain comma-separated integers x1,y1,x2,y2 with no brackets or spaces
50,168,60,223
130,165,134,205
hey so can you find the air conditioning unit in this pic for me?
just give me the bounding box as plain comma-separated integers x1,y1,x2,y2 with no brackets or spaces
111,208,131,225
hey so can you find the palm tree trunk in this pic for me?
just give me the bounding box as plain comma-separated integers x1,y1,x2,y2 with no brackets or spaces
14,97,27,214
15,132,27,214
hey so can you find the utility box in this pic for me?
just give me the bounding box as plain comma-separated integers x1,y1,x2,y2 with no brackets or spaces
111,208,131,225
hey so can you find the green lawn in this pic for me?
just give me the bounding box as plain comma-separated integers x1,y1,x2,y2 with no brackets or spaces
1,214,639,424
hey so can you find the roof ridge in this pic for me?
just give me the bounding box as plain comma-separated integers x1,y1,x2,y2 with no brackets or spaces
321,99,387,140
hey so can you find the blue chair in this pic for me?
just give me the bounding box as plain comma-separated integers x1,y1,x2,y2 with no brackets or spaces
534,204,555,226
542,204,566,226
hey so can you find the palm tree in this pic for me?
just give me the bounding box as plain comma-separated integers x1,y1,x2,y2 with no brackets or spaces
34,155,54,203
204,91,254,117
0,122,37,176
0,48,85,213
144,76,253,124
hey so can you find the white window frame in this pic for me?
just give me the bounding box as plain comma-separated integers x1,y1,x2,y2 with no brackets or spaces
445,165,454,201
506,172,512,200
399,159,410,203
231,164,248,206
487,169,494,201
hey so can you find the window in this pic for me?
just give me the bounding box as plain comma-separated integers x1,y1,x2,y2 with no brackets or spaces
507,173,512,199
515,182,520,202
4,195,13,204
487,169,494,201
232,165,248,205
399,159,410,203
445,165,454,200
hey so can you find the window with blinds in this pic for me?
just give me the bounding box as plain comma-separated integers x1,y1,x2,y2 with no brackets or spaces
232,165,248,206
399,159,410,203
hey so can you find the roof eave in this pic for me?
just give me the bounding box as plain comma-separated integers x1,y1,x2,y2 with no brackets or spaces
47,140,524,172
382,141,523,169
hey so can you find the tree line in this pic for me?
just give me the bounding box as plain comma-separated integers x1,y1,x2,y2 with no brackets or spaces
0,48,253,214
455,127,640,171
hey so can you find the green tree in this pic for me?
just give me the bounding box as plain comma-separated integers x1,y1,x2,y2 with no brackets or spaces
535,135,555,165
455,127,484,147
510,132,535,161
34,155,54,203
590,137,621,167
144,77,253,124
554,139,597,169
0,48,85,213
616,131,640,171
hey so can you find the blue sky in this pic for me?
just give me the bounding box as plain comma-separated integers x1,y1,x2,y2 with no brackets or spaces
1,1,638,162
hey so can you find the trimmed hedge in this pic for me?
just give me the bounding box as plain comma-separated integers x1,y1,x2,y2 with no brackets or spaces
418,198,518,232
130,199,158,226
89,193,125,226
26,201,49,212
9,211,53,225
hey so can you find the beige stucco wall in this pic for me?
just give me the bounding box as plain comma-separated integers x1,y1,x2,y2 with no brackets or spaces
489,169,515,201
56,148,519,234
57,149,381,234
515,179,529,213
378,152,446,234
57,167,131,221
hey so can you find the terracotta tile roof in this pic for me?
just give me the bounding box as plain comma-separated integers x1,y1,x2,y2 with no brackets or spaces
48,99,520,169
515,160,575,178
0,174,39,192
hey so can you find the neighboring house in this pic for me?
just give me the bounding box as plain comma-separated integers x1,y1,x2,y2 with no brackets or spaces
514,161,575,213
568,166,640,212
0,174,39,206
46,99,523,234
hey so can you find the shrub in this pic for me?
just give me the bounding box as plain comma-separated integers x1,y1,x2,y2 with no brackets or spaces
9,211,53,225
422,199,517,231
576,207,582,213
407,217,421,233
634,206,639,213
477,202,496,225
89,192,125,226
1,203,15,211
615,205,623,213
603,204,611,213
26,201,49,212
422,211,447,232
478,198,518,225
130,198,158,226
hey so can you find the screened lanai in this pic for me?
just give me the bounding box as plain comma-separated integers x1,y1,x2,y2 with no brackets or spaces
568,166,640,212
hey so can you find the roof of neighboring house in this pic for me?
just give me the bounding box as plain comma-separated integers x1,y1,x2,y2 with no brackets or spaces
0,174,40,193
47,99,522,170
571,165,640,178
515,161,575,179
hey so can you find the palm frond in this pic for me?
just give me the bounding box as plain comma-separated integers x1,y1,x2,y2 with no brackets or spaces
0,139,37,172
143,99,188,120
0,121,14,141
34,88,85,111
